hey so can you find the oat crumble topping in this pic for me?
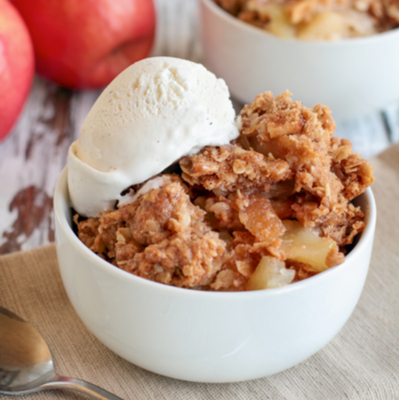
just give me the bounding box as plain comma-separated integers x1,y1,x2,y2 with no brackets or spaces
213,0,398,39
74,92,374,291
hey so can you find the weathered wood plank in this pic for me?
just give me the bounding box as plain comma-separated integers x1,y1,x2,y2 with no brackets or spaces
0,79,74,254
152,0,202,62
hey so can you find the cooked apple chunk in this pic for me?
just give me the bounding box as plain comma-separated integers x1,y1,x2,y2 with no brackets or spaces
245,256,295,290
280,220,343,272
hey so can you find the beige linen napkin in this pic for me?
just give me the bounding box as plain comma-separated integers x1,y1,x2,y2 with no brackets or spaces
0,145,398,400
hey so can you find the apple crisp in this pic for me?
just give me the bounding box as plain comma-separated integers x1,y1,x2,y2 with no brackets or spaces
213,0,399,40
74,91,374,291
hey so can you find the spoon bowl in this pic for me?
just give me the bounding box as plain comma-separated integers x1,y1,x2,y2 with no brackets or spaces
0,307,122,400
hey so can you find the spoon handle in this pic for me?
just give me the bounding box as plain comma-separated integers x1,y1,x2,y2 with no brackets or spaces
41,375,124,400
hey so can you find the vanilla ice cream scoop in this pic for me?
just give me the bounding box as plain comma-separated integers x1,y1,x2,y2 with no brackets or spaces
68,57,239,217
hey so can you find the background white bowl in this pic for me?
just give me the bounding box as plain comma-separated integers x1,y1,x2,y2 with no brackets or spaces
54,168,376,383
200,0,399,120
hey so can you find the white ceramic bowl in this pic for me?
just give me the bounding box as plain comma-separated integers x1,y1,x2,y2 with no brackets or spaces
54,167,376,383
200,0,399,120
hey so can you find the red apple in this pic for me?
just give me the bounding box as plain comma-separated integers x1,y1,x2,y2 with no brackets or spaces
0,0,34,142
11,0,156,89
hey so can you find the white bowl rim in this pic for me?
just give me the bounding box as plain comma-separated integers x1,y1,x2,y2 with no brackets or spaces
201,0,399,46
54,166,376,299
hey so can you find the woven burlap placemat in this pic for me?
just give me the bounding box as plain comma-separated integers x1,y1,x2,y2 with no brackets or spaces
0,145,398,400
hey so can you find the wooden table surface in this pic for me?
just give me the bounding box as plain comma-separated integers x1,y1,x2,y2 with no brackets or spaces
0,0,398,256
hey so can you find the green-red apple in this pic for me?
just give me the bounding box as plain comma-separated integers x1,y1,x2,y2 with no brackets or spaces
0,0,34,142
12,0,156,89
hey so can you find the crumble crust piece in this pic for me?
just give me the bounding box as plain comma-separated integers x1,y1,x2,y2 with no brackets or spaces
75,91,374,291
213,0,399,39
